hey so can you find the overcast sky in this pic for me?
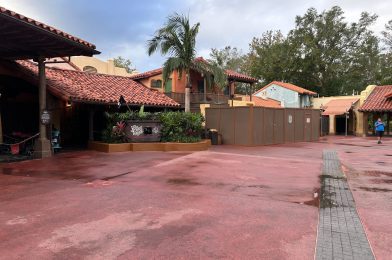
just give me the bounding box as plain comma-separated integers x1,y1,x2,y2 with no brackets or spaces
1,0,391,71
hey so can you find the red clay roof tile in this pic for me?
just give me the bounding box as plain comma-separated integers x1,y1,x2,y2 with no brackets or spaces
243,96,281,108
15,60,179,107
225,70,257,83
359,85,392,112
129,68,163,80
254,81,317,95
322,98,359,115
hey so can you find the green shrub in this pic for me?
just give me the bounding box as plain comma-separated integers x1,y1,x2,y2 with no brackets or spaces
102,111,204,143
159,112,204,143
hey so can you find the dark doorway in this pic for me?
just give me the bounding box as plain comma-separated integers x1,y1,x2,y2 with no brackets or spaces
0,75,39,137
335,116,346,134
198,80,204,93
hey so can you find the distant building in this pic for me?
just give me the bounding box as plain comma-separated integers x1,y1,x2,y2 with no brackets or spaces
49,56,139,77
311,85,390,137
253,81,317,108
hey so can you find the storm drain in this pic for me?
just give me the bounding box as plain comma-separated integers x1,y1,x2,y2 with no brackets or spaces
315,150,374,260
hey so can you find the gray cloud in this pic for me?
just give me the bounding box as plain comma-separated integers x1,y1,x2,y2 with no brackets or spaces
1,0,391,71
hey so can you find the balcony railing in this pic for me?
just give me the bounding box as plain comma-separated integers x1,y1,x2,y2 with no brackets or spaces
165,92,230,105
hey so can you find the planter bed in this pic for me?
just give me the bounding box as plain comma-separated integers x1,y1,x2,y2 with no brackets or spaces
89,139,211,153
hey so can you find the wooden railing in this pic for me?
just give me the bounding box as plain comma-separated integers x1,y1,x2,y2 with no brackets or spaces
165,92,230,105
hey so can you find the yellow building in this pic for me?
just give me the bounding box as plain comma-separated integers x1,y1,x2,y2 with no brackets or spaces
312,85,376,136
70,56,138,77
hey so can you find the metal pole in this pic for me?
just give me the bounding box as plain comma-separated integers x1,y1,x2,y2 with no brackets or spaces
320,112,323,137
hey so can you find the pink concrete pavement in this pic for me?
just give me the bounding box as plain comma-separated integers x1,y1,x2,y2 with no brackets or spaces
332,137,392,260
0,136,390,259
0,144,323,259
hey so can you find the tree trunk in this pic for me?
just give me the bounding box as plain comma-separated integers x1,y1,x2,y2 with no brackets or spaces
185,71,191,112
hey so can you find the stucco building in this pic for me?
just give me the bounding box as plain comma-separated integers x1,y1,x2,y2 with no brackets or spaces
130,59,258,112
253,81,317,108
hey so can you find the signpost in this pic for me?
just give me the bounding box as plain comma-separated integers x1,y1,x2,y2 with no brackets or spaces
40,110,51,125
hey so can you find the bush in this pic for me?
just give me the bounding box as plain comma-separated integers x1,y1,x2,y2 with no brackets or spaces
160,112,204,143
102,111,204,143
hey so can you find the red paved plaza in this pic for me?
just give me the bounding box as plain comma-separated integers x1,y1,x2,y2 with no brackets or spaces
0,137,391,259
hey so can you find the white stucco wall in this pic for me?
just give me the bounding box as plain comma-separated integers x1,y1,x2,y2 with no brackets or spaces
255,84,300,108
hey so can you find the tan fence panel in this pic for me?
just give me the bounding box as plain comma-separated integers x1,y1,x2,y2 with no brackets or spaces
205,108,220,131
274,109,285,144
235,107,251,145
264,109,274,145
206,107,320,146
219,108,235,144
253,107,265,145
294,109,305,142
285,109,296,142
304,112,312,142
312,110,320,141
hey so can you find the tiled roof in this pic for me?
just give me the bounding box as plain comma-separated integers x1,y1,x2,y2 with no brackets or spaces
254,81,317,95
129,68,163,80
15,60,179,107
359,85,392,112
244,95,281,108
322,98,359,116
0,6,96,50
226,70,257,83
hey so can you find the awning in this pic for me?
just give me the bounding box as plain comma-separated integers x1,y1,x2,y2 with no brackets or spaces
322,98,359,116
0,6,99,59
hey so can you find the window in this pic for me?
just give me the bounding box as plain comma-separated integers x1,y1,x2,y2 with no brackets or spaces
151,79,162,88
83,66,97,73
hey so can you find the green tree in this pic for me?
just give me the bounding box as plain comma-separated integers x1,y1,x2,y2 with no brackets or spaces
380,20,392,85
208,46,250,94
287,7,379,95
247,6,381,96
113,56,136,73
247,30,292,88
209,46,245,71
382,20,392,50
147,13,226,112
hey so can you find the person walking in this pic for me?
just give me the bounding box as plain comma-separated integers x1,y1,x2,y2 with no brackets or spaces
374,118,385,144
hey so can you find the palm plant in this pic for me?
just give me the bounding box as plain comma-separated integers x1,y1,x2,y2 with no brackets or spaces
147,13,227,112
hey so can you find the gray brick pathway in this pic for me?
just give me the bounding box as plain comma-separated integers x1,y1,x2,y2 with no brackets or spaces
315,150,374,260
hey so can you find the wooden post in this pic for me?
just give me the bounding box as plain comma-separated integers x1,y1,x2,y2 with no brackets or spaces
88,109,94,141
34,57,52,158
250,83,254,101
203,77,207,102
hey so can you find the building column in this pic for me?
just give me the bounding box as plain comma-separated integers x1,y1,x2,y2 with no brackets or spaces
230,81,235,107
329,115,336,135
203,76,207,102
355,110,364,136
35,57,52,158
250,83,254,101
362,113,368,137
88,109,94,141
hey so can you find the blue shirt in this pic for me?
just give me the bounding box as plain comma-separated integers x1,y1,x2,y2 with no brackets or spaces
375,121,385,132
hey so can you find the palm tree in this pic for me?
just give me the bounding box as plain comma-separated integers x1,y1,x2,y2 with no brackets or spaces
147,13,226,112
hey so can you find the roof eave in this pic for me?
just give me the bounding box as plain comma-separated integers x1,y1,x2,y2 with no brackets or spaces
0,10,100,57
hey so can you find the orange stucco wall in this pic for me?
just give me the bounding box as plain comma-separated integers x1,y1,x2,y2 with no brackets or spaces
140,74,165,92
138,69,231,95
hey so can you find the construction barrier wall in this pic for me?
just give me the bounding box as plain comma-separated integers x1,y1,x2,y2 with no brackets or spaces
205,106,320,145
